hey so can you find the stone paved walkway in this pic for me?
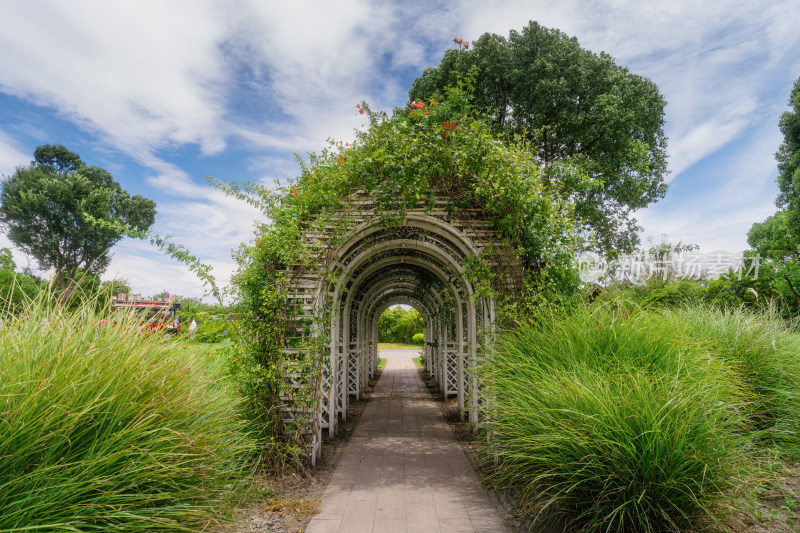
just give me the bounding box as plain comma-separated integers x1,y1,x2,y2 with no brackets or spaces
305,351,509,533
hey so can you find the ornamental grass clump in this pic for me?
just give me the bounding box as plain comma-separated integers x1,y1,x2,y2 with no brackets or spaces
663,305,800,457
482,304,758,532
0,299,256,532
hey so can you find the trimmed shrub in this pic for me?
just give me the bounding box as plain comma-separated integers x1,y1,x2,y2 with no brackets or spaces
411,332,424,345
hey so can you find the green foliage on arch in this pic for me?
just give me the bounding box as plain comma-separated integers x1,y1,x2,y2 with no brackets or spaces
217,87,589,465
231,87,587,302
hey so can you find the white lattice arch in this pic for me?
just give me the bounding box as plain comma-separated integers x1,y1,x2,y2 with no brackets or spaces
307,213,490,460
284,204,502,463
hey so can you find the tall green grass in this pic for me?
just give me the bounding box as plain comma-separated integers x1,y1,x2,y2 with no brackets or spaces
0,299,256,532
663,306,800,457
481,304,800,531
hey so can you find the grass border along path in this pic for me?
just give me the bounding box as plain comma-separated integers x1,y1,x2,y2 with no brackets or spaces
481,303,800,532
0,300,255,532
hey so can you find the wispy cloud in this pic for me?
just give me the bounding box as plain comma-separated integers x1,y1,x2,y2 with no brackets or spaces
0,1,231,157
448,0,798,253
667,99,756,179
637,121,783,252
0,129,29,176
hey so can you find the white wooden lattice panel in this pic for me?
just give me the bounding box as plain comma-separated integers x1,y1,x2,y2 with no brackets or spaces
348,344,359,396
445,343,458,397
320,353,332,430
336,346,346,417
275,200,510,463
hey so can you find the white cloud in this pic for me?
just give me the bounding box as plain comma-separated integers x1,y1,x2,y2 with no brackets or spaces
103,243,207,299
0,129,29,177
666,99,756,179
638,122,783,252
449,0,799,183
0,1,230,156
0,233,38,274
105,237,243,302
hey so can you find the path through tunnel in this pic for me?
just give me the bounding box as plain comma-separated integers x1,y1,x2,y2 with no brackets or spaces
319,214,494,449
305,343,509,532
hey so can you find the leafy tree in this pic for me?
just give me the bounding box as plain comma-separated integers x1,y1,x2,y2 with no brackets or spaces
150,289,177,301
378,307,403,343
0,269,41,310
0,247,15,271
748,212,800,311
99,278,132,300
395,307,424,343
703,261,779,311
748,210,797,262
32,144,83,174
0,248,41,310
378,306,424,344
61,268,103,308
776,78,800,229
409,21,668,255
0,145,157,290
748,78,800,312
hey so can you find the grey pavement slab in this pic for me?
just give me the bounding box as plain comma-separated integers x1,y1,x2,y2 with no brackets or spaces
305,352,509,533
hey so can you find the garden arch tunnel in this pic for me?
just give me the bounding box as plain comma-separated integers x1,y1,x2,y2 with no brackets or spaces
280,200,507,463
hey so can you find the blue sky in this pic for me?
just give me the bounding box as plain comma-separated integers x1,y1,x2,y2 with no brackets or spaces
1,0,799,300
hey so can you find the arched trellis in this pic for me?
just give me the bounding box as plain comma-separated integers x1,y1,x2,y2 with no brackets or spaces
281,202,504,463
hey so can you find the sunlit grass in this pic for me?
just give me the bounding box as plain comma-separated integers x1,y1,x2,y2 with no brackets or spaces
481,303,800,531
0,298,256,532
663,305,800,457
377,342,421,350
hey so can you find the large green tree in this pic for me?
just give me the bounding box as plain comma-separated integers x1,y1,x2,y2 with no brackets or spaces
748,77,800,311
0,145,156,289
0,247,41,310
775,78,800,233
378,306,424,344
748,210,797,262
409,21,668,255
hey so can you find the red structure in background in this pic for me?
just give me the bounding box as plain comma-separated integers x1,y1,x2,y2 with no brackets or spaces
107,295,182,335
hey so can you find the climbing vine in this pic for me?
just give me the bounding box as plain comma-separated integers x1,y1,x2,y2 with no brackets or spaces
217,86,589,465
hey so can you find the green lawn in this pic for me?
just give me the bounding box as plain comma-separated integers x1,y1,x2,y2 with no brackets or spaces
177,341,229,376
377,342,422,350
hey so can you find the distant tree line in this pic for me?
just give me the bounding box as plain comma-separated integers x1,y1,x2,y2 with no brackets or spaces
378,306,424,344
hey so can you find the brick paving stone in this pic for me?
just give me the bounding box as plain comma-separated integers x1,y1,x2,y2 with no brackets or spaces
305,352,509,533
